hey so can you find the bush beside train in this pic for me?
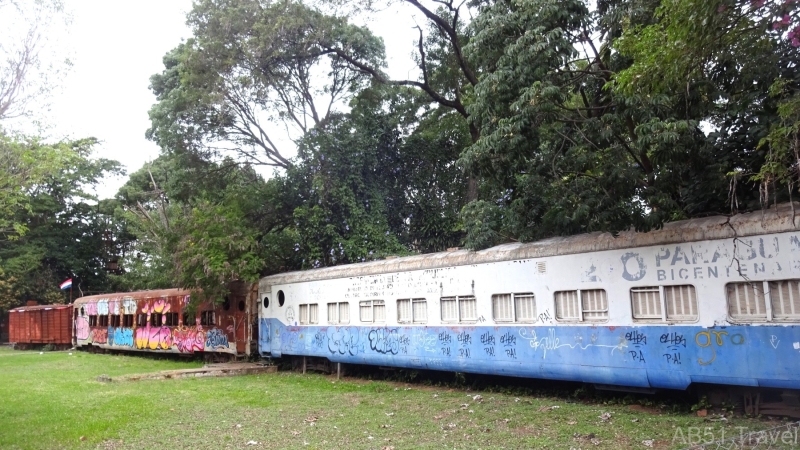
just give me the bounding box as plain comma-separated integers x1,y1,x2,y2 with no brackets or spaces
257,205,800,398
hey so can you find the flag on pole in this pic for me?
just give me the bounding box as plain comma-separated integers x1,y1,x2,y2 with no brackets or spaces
59,279,72,290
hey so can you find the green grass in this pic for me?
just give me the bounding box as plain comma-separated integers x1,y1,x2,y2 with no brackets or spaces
0,346,794,449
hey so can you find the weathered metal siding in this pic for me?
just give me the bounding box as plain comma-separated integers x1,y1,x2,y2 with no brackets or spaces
257,205,800,390
9,305,72,345
72,285,253,356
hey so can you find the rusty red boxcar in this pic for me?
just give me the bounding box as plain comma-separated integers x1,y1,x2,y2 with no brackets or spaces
72,284,257,360
8,304,73,349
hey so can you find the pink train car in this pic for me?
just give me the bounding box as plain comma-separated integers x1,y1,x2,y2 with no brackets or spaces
72,284,257,360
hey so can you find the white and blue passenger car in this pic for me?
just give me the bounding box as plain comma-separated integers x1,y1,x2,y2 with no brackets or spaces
259,206,800,391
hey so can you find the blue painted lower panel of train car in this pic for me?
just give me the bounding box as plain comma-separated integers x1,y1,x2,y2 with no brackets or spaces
258,319,800,390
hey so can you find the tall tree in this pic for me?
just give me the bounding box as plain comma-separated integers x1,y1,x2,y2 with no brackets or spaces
147,0,383,169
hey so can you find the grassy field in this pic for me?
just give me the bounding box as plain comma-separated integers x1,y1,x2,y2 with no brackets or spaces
0,346,795,449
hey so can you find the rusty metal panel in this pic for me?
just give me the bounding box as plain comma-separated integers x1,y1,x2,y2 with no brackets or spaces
73,285,254,357
260,203,800,289
8,305,72,345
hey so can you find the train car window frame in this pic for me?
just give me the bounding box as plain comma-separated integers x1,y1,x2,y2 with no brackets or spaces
151,313,163,327
299,303,319,325
99,315,109,327
397,298,427,324
359,300,385,323
327,302,350,324
630,284,698,323
200,310,215,326
165,312,179,327
492,292,536,323
136,313,146,327
122,314,134,328
441,295,478,324
89,314,98,327
727,279,800,323
110,315,121,327
183,312,196,326
553,289,608,323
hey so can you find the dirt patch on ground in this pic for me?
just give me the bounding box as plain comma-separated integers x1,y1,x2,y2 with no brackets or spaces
628,404,662,415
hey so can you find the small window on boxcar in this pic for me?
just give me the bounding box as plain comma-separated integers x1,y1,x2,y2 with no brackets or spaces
89,315,98,326
99,315,109,327
110,315,121,327
493,293,536,323
441,296,478,323
278,290,285,307
263,297,270,309
238,300,245,311
223,297,231,311
663,285,697,321
152,313,163,327
201,310,216,326
630,286,662,320
136,313,147,327
183,312,196,326
122,314,133,327
165,312,179,326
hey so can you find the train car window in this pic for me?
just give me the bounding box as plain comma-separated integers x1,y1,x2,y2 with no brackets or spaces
123,314,134,327
339,302,349,323
165,312,179,326
136,314,147,327
328,302,350,324
664,285,697,321
359,300,385,323
412,299,427,323
278,290,285,306
89,315,98,326
183,312,196,326
492,294,513,322
99,315,109,327
630,287,663,320
515,293,536,321
495,293,537,323
110,315,121,327
263,297,270,309
555,290,608,322
442,296,477,323
201,311,216,326
397,299,412,323
727,280,800,322
300,304,318,324
631,285,696,322
238,300,245,311
441,297,457,322
769,280,800,321
397,298,427,323
223,297,231,310
152,313,163,327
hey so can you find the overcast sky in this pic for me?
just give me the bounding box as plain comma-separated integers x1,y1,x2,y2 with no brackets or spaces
25,0,420,199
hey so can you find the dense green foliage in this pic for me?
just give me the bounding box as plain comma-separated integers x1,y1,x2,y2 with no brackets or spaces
2,0,798,301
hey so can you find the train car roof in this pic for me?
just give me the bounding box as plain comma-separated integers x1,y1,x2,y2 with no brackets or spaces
9,304,71,312
72,288,191,306
260,203,800,288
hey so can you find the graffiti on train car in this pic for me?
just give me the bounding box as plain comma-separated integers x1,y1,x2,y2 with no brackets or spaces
136,326,172,350
108,327,134,347
76,316,89,340
205,328,229,349
327,326,360,355
694,330,745,365
172,325,204,353
91,327,107,344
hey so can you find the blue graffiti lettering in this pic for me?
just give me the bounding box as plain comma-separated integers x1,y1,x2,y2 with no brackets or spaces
205,329,229,349
327,327,360,356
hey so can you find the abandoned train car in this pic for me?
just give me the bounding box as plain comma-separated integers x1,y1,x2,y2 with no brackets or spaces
8,304,72,350
73,284,257,358
258,205,800,394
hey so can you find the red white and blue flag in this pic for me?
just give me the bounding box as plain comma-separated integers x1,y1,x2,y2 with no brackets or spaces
59,278,72,290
